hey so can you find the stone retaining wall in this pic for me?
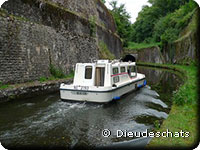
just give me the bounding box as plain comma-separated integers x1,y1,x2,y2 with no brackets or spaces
0,79,72,103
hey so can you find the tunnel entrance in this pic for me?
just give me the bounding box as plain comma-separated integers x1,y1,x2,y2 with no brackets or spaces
121,54,137,62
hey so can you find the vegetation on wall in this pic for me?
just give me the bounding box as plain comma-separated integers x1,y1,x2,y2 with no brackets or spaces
98,41,115,60
49,64,65,78
153,1,197,45
89,16,97,37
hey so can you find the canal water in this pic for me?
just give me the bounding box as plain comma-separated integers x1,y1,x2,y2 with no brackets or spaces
0,67,182,149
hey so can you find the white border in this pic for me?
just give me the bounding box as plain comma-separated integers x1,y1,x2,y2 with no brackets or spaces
0,143,6,150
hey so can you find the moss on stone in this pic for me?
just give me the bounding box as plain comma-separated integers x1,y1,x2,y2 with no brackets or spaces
98,41,115,60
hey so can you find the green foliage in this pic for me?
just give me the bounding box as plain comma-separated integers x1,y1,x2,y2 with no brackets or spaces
98,41,115,60
40,69,74,83
131,0,196,44
39,77,48,82
154,120,161,130
146,64,198,147
89,16,97,37
137,62,198,106
66,71,74,79
153,0,198,43
109,0,132,46
49,64,65,78
172,65,197,105
127,42,161,50
160,28,179,44
0,82,12,89
131,5,159,43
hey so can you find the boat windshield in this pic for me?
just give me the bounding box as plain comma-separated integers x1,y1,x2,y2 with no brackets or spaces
128,66,137,78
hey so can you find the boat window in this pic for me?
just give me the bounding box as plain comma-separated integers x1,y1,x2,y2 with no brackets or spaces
120,67,126,73
85,66,93,79
113,68,119,75
113,76,120,83
130,66,137,77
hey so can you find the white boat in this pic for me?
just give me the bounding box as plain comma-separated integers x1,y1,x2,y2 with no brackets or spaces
60,55,146,103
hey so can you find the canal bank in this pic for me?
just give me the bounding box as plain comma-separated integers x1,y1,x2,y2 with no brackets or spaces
0,78,72,103
137,62,199,148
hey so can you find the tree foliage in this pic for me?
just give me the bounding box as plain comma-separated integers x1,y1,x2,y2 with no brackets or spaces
109,0,132,47
105,0,197,48
153,0,198,43
131,0,197,44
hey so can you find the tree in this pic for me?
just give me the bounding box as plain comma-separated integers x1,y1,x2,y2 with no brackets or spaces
109,0,132,46
131,0,191,43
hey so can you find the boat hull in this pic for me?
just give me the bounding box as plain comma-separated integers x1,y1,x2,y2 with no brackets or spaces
60,78,146,103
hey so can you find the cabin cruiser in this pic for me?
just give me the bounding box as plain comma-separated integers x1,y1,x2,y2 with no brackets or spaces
60,55,146,103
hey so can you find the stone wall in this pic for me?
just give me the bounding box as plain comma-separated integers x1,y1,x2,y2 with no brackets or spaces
0,78,72,103
124,47,165,64
0,15,99,84
0,0,122,84
163,32,199,64
49,0,116,32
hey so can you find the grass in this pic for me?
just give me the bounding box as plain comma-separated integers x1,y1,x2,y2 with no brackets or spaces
137,62,199,148
0,71,74,88
127,42,161,50
49,64,66,79
0,82,12,89
39,71,74,83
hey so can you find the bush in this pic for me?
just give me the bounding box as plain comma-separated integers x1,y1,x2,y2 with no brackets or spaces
49,64,65,78
161,28,179,44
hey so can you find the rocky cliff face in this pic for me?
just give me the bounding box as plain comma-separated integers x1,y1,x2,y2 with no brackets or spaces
124,47,165,64
163,8,200,64
0,0,122,84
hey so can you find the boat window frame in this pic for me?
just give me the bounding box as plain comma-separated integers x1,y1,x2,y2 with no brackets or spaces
113,76,120,83
120,66,126,73
130,65,137,77
112,67,119,75
85,66,93,79
112,67,120,83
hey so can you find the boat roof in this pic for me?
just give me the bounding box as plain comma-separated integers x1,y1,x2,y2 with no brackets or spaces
77,60,136,66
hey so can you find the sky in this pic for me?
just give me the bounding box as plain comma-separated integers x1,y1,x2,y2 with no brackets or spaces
105,0,151,23
105,0,200,23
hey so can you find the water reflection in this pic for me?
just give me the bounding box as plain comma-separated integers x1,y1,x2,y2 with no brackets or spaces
0,67,182,149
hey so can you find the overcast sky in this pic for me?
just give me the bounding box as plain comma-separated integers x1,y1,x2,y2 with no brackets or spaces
105,0,200,23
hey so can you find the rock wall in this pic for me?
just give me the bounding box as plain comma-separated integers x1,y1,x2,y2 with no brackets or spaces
163,8,200,64
0,0,122,84
124,47,165,64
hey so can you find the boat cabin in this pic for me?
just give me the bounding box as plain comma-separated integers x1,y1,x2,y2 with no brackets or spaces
73,60,137,88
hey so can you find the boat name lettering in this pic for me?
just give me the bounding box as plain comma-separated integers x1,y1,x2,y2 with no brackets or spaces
74,86,89,91
71,91,88,95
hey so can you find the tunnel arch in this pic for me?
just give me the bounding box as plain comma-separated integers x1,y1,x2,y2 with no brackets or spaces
121,54,137,62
